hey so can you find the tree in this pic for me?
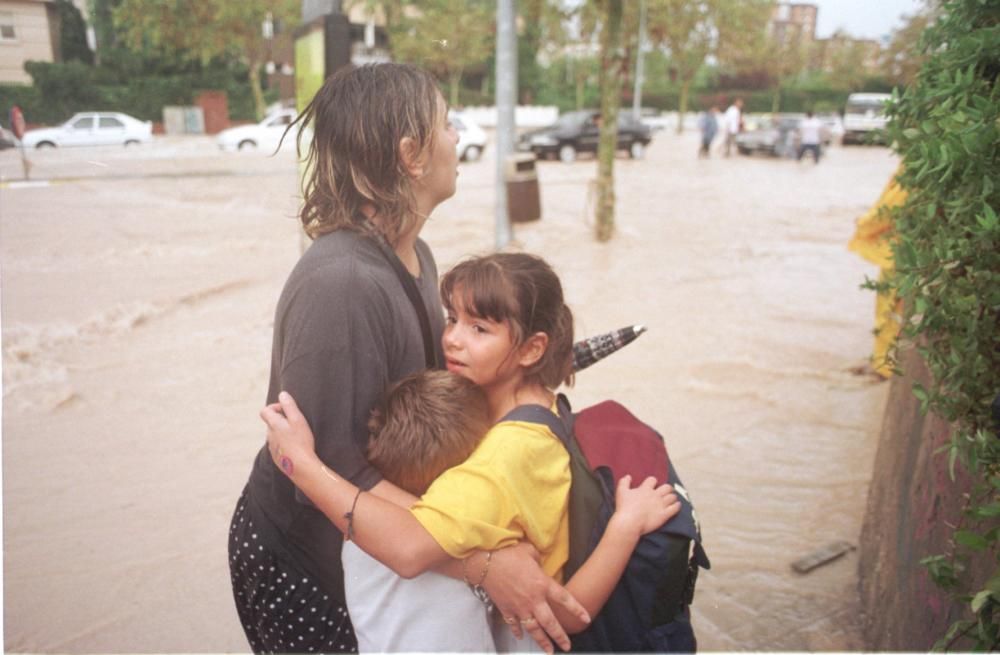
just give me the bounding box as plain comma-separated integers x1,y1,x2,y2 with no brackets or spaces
389,0,494,107
822,32,872,91
646,0,771,131
517,0,572,104
595,0,625,242
56,0,94,64
87,0,120,65
113,0,298,119
645,0,714,133
881,7,935,88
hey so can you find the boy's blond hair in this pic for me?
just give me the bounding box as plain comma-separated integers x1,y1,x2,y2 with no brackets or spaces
367,370,491,496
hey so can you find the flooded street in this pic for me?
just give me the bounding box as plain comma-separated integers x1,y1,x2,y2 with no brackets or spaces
1,129,894,652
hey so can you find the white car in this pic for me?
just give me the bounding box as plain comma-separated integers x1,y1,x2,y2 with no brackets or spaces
216,108,299,152
842,93,892,145
450,111,487,162
21,112,153,148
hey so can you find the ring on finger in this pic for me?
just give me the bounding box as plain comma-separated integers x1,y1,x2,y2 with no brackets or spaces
503,616,517,625
519,617,538,626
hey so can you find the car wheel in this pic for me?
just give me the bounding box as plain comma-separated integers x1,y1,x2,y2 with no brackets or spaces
238,139,257,151
463,145,482,162
36,141,56,149
628,140,645,159
124,139,139,147
737,146,750,155
558,144,577,163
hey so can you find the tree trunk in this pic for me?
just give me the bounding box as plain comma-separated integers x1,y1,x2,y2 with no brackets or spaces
595,0,624,243
449,69,463,108
771,82,782,114
249,58,266,121
676,78,692,134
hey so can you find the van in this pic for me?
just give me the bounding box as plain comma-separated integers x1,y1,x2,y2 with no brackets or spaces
842,93,892,145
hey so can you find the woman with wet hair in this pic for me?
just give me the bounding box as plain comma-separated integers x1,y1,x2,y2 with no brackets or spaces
227,63,583,654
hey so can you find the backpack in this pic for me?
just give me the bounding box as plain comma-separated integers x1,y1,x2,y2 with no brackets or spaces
503,394,710,653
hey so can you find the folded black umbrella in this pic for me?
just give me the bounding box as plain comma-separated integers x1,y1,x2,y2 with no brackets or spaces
572,325,646,372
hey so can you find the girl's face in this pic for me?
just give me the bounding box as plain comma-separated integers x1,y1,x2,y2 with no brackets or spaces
442,293,521,392
412,96,460,211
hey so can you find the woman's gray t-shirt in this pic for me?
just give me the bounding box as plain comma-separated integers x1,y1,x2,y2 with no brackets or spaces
244,229,444,601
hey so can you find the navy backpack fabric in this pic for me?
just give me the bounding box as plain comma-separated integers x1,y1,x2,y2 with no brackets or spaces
502,395,709,653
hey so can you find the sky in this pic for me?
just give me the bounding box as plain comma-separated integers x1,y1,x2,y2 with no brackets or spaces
810,0,926,41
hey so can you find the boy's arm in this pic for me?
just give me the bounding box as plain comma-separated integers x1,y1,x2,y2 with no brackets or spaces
554,475,680,634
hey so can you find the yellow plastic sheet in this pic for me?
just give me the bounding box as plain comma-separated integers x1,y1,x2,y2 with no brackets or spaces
849,168,907,377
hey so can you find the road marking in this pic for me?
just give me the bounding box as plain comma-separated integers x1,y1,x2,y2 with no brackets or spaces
1,180,51,189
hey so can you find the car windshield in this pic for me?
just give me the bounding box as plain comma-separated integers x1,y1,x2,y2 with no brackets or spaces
846,99,888,114
553,111,592,129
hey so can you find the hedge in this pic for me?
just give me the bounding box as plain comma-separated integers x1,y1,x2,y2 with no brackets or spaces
884,0,1000,649
0,61,264,127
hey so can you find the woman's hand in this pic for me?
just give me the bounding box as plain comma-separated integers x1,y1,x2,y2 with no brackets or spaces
483,542,589,654
612,474,680,538
260,391,320,479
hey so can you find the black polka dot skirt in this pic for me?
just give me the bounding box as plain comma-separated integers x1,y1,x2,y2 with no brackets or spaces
229,488,358,654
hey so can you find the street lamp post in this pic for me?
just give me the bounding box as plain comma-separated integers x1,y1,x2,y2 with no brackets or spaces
494,0,516,250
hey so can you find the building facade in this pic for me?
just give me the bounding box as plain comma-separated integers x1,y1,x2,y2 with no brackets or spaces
769,1,818,45
0,0,59,84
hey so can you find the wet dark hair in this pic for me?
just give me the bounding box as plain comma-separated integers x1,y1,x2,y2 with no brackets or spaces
291,63,443,245
440,252,575,390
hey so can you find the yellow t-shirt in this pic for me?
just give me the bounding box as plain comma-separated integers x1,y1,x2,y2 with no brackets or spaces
409,418,571,581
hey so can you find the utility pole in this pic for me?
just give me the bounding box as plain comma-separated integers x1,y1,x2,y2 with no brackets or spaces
494,0,516,250
632,0,647,120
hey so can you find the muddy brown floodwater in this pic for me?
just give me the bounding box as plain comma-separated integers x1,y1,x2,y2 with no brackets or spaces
1,129,895,652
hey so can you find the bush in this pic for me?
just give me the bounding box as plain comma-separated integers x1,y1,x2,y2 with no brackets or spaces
12,61,260,125
886,0,1000,649
0,84,42,127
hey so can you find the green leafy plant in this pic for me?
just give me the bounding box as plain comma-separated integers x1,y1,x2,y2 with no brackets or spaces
885,0,1000,650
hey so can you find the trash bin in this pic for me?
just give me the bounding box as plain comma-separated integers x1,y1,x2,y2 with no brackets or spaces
505,153,541,223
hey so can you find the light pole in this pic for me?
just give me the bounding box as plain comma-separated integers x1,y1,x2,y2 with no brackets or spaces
494,0,516,250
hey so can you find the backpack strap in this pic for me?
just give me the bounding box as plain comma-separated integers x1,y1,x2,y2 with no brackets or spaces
499,397,607,578
500,403,572,446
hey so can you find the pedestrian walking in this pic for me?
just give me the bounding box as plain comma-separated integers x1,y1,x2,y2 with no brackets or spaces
722,98,743,157
697,105,719,158
797,111,823,163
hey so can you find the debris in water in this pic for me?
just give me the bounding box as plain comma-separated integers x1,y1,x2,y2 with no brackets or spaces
791,541,856,574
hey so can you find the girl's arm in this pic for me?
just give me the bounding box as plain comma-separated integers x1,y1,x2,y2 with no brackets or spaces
553,475,681,634
262,392,589,654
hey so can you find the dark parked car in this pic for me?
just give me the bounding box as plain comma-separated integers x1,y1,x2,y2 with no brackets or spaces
517,110,652,163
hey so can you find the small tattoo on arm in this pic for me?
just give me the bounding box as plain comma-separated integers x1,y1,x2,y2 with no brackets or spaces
280,456,294,476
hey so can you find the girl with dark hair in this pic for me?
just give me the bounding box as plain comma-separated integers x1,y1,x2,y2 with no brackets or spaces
260,252,680,652
228,65,582,654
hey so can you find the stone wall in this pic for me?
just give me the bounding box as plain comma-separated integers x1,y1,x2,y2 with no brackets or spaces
858,346,992,649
